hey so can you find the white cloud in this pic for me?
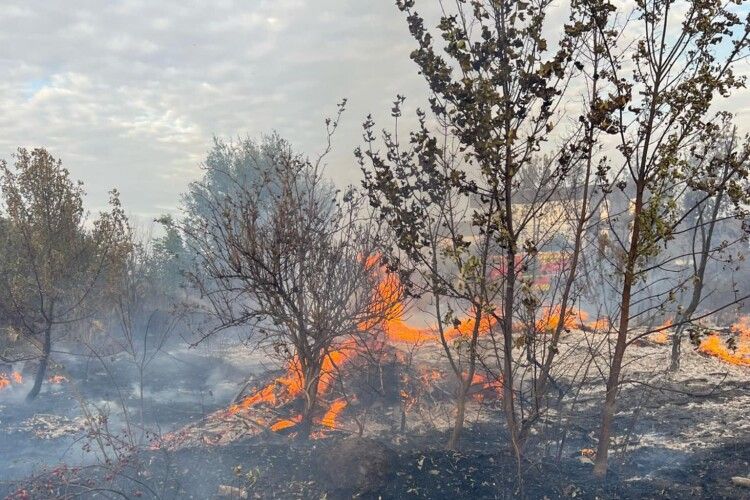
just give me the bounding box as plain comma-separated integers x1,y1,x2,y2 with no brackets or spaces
0,1,435,219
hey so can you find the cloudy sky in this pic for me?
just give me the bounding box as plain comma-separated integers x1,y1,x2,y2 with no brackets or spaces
2,1,750,223
0,1,438,222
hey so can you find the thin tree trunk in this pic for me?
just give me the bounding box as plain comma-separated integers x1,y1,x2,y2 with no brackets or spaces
593,185,643,477
27,323,52,401
298,365,321,439
592,310,629,476
669,192,722,371
669,325,684,372
447,380,470,450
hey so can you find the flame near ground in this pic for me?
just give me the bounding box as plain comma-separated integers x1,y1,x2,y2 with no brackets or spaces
154,267,748,447
0,371,23,390
698,317,750,367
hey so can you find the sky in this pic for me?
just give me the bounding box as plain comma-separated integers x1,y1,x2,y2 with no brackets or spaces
0,1,436,223
2,1,750,224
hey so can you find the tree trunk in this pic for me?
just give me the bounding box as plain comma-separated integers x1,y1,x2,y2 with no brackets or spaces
297,365,321,439
502,254,521,457
592,318,628,476
27,324,52,401
592,218,645,476
400,404,407,433
593,184,644,477
669,327,683,372
669,192,722,372
447,380,470,450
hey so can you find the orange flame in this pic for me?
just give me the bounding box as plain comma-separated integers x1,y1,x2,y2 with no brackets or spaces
445,315,496,341
698,316,750,367
320,399,348,429
270,416,302,432
649,319,672,345
650,331,669,345
229,385,278,414
372,263,498,343
228,341,356,419
535,307,589,333
0,371,23,391
469,373,504,401
586,317,610,332
385,318,431,343
48,375,68,384
374,269,433,343
384,310,495,344
226,259,498,433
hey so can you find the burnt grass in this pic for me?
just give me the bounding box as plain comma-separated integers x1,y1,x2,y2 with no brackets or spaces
4,426,749,499
142,431,749,499
3,344,749,499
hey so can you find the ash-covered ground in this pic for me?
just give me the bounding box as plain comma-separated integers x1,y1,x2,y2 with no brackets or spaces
1,329,748,499
0,339,269,490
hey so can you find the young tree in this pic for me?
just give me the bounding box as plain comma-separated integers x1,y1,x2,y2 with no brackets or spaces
362,0,595,454
359,102,499,450
178,107,398,437
112,232,180,443
152,214,188,297
585,0,750,475
0,148,130,400
668,132,750,371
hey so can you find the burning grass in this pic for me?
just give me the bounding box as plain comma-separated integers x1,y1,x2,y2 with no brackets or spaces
320,399,347,429
0,370,23,390
698,316,750,367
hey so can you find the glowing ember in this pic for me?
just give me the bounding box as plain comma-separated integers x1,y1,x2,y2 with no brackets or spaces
698,320,749,367
649,319,672,345
320,399,347,429
47,375,68,384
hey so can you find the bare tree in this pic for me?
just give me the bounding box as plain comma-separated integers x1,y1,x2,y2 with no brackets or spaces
177,104,398,437
108,228,180,443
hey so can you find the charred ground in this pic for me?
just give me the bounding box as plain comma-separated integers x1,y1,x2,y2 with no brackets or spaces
2,330,748,499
